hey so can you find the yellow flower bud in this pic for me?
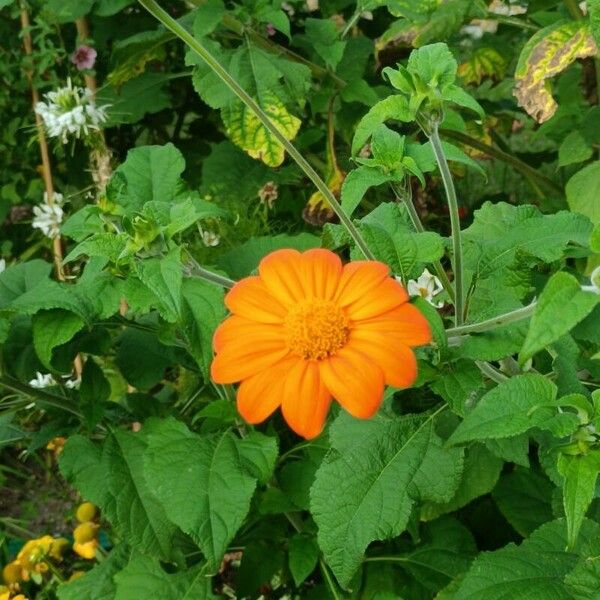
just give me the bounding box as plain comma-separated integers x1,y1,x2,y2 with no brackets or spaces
50,538,69,560
73,540,98,560
2,562,22,585
73,522,98,544
75,502,97,523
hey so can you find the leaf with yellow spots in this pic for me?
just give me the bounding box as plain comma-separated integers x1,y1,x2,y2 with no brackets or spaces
514,21,598,123
458,47,506,85
222,94,301,168
303,167,345,226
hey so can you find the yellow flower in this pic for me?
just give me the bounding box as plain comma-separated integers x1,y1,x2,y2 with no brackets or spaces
73,540,98,560
73,523,98,544
75,502,97,523
0,586,10,600
2,562,21,585
15,534,66,581
46,436,66,457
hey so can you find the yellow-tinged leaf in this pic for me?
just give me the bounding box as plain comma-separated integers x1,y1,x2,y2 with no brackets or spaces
222,93,301,167
514,21,598,123
302,167,345,226
458,47,506,85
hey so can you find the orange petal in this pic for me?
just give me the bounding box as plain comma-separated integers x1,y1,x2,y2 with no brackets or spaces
357,303,432,347
345,278,408,321
347,330,418,388
335,260,390,307
236,357,296,424
213,315,285,353
211,340,289,384
225,276,287,323
259,249,305,307
300,249,343,300
319,347,384,419
281,360,332,439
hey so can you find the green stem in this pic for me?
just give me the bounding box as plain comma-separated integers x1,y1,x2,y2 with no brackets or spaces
320,558,345,600
446,301,537,336
185,254,236,289
138,0,374,261
0,375,82,418
476,360,509,384
391,183,455,302
488,13,540,31
563,0,584,19
429,124,464,325
439,129,563,195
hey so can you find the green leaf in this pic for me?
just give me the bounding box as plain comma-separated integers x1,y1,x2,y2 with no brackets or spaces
448,374,578,445
180,278,226,380
566,161,600,226
193,0,225,37
135,249,183,323
558,451,600,549
515,20,598,123
63,234,128,264
32,309,85,370
288,535,320,586
352,95,413,156
111,144,185,215
94,0,136,16
236,431,278,484
310,411,463,585
520,272,600,363
442,84,484,118
42,0,94,21
407,42,457,88
79,358,111,428
340,166,392,217
61,206,105,242
452,519,600,599
143,418,262,570
558,130,593,167
591,0,600,49
302,18,346,70
114,553,215,600
98,73,171,126
492,467,554,537
57,545,130,600
421,444,503,520
0,260,52,309
430,360,483,416
60,431,179,560
0,414,25,449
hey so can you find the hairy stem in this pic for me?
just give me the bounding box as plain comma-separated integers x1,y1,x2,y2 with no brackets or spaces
446,301,537,336
476,361,509,384
185,254,236,289
429,124,464,325
138,0,374,260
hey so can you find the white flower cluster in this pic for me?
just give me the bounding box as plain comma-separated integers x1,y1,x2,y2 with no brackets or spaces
28,371,80,389
32,192,64,239
35,79,108,144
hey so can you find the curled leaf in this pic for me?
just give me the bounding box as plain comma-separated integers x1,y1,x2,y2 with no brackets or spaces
514,21,598,123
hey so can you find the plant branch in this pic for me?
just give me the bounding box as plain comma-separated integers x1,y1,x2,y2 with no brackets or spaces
446,301,537,336
138,0,375,260
0,375,82,418
439,128,563,195
185,253,236,289
476,361,509,383
429,123,464,325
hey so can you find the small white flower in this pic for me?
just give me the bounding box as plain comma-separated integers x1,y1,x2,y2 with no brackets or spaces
64,376,81,389
201,229,220,247
32,192,64,239
0,259,5,273
35,78,108,144
29,372,57,388
406,268,445,308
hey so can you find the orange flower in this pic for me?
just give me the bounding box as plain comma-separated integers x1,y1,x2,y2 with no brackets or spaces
211,249,431,438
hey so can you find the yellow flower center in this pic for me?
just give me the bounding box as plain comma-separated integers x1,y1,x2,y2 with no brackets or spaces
285,300,350,360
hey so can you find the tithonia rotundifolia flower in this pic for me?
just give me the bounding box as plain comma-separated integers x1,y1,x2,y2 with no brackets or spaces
211,249,432,438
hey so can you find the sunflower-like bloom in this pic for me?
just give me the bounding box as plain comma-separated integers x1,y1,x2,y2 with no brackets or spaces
211,249,431,438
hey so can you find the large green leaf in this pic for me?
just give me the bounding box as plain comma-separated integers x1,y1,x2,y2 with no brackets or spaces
60,431,178,560
114,554,215,600
515,21,598,123
32,309,85,370
520,272,600,363
310,410,463,585
447,374,578,445
452,519,600,599
143,417,275,570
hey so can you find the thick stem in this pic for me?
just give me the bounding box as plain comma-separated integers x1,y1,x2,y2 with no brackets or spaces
476,361,509,384
446,301,537,336
429,124,464,325
391,183,455,302
138,0,374,260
